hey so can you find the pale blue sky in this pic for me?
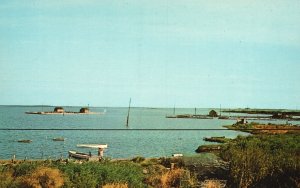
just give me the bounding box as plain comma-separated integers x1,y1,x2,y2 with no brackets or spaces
1,0,300,108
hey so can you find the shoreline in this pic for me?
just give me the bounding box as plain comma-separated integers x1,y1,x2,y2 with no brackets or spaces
223,122,300,134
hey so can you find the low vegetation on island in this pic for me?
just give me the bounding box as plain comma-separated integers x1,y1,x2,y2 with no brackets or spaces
224,121,300,134
0,157,198,188
203,136,232,143
222,108,300,116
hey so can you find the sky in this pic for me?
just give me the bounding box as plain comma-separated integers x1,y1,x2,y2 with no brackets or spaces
0,0,300,108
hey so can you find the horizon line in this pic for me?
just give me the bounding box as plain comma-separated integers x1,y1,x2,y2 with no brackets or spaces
0,104,296,110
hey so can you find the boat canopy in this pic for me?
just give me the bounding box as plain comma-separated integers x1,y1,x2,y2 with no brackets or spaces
77,144,108,149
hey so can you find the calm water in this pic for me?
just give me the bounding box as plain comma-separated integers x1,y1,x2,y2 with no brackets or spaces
2,106,291,160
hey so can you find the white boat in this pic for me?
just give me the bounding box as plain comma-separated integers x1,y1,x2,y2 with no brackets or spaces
77,144,108,149
69,144,108,160
172,153,183,157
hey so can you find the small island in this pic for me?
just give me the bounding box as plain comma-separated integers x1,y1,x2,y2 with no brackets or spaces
25,107,105,115
223,121,300,134
203,136,232,143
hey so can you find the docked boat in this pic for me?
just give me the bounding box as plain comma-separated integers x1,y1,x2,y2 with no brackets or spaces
69,144,108,160
68,151,91,160
17,140,32,143
53,137,65,141
172,153,183,157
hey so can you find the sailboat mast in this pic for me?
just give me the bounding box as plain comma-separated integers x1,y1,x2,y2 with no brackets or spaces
126,98,131,127
173,105,175,115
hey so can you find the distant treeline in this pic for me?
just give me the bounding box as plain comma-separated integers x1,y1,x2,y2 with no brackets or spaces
223,109,300,116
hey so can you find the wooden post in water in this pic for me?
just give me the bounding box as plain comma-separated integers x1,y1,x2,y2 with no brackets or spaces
126,98,131,127
173,105,175,115
194,108,197,115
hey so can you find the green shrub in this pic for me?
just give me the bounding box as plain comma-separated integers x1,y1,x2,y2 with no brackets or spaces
13,162,39,177
55,161,145,188
21,167,64,188
159,157,184,168
0,170,19,188
0,160,146,188
131,156,145,163
221,134,300,187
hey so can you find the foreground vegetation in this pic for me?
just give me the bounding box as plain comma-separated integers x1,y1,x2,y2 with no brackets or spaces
0,160,146,188
0,157,200,188
1,134,299,188
221,134,300,187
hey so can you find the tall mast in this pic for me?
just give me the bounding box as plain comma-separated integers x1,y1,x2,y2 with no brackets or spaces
173,104,175,115
126,98,131,127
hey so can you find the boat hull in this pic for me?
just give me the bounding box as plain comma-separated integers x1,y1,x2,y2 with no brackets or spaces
53,138,65,141
68,151,90,160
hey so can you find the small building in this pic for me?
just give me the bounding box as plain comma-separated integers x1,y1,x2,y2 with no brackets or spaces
208,110,218,117
54,107,64,113
272,112,290,119
236,118,247,124
80,107,90,113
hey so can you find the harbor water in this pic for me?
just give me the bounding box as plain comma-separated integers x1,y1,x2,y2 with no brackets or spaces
0,106,274,159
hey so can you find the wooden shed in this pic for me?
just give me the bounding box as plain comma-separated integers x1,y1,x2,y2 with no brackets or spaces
80,107,90,113
208,110,218,117
54,107,64,113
